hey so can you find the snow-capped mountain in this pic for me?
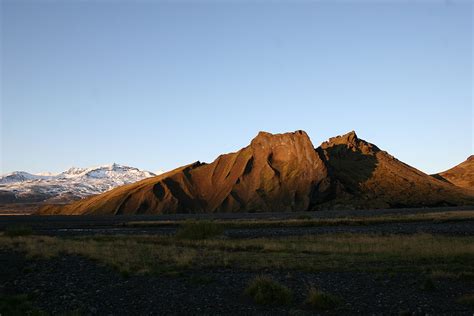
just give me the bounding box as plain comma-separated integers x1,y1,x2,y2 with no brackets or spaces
0,163,159,204
0,171,54,184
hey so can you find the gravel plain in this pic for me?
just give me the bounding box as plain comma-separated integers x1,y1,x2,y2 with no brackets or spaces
1,207,474,315
1,251,474,315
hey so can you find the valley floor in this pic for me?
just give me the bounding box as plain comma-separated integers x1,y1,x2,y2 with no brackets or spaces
1,251,473,315
0,208,473,315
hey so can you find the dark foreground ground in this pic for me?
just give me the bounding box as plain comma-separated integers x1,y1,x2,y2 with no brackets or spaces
1,207,474,315
1,251,473,316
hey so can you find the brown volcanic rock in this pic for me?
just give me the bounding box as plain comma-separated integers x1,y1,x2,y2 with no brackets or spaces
314,131,474,209
432,156,474,190
38,131,328,215
38,130,474,215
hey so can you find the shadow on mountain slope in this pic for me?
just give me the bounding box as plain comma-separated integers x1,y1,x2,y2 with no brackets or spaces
320,144,378,193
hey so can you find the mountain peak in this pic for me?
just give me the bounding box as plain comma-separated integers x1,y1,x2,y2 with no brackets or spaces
251,130,311,145
343,130,358,141
319,130,380,156
329,130,358,143
322,130,358,147
62,167,87,176
106,163,123,170
434,155,474,190
0,164,157,204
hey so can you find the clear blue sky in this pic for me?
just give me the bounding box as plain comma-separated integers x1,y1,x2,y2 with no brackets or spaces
1,0,472,175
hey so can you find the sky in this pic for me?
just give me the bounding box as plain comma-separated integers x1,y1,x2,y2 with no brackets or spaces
1,0,472,175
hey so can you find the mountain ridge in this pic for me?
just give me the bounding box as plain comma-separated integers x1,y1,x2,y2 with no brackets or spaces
37,131,474,215
432,156,474,190
0,164,158,204
39,131,328,214
315,132,472,210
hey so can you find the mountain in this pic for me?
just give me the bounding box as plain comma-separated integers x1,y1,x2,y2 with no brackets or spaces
38,131,329,215
0,164,158,204
432,156,474,190
37,131,474,215
0,171,54,184
314,131,473,209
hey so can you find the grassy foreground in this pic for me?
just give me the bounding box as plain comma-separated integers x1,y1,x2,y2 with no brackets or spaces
1,232,473,276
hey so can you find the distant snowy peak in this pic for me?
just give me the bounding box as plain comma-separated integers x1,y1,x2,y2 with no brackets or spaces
0,163,161,204
57,163,156,180
79,164,157,181
59,167,88,178
0,171,52,184
1,164,157,183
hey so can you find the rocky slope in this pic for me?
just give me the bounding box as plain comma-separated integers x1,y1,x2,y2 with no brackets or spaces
432,156,474,190
314,132,473,210
38,131,474,215
0,164,157,204
38,131,329,215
